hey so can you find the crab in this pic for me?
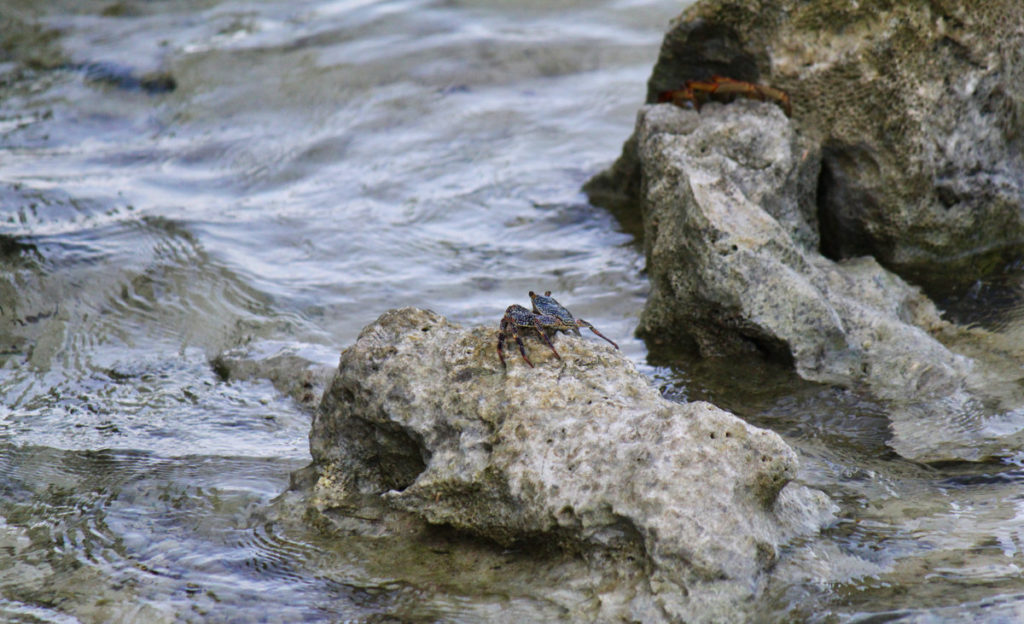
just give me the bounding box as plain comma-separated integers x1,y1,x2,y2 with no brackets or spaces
657,75,791,117
497,304,564,368
529,291,619,350
497,292,620,368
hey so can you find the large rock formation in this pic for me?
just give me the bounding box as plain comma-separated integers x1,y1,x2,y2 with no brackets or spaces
586,0,1024,462
597,99,1024,462
591,0,1024,292
302,307,833,623
632,102,966,393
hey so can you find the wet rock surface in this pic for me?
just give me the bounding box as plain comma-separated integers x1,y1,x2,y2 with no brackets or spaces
300,307,834,623
599,100,1024,462
210,349,332,410
628,0,1024,290
586,0,1024,463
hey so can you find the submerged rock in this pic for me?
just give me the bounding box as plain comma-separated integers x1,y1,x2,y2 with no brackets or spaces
210,349,332,410
301,307,833,623
76,61,177,95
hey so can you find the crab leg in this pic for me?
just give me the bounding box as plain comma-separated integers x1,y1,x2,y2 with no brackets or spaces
657,86,698,109
498,319,534,368
576,320,619,350
697,76,792,117
497,329,508,368
657,75,791,117
530,315,562,360
757,84,791,117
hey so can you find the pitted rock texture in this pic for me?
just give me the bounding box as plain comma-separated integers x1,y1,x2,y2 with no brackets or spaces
305,307,833,622
591,0,1024,291
632,102,969,395
610,100,1024,462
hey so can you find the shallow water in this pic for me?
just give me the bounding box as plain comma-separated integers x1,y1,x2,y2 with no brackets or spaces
3,0,1024,621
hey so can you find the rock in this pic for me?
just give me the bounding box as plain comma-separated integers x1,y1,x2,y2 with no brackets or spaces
210,348,332,410
586,0,1024,462
599,98,1024,462
302,307,834,623
589,0,1024,292
77,62,177,94
631,100,971,393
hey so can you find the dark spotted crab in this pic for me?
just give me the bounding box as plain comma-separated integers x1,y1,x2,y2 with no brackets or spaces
658,75,791,117
529,291,618,349
497,292,619,368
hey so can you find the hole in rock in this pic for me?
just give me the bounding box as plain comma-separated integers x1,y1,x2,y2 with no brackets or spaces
816,143,882,262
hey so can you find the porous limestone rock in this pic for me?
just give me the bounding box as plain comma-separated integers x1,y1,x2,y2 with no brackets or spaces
632,101,969,395
604,99,1024,462
304,307,834,623
590,0,1024,291
585,0,1024,462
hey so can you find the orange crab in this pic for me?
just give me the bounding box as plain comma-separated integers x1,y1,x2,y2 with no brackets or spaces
658,76,791,117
